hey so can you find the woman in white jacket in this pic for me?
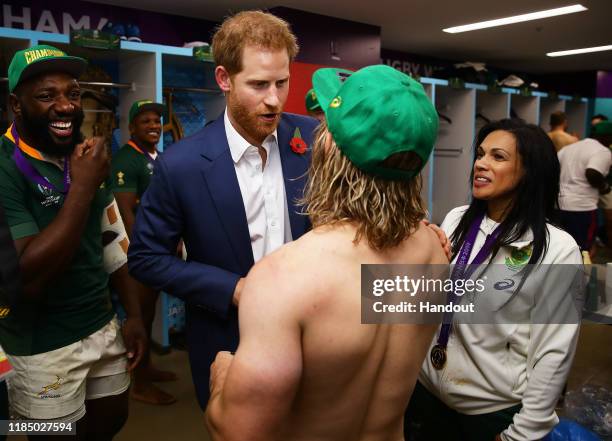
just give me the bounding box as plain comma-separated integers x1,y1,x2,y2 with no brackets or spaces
405,118,582,441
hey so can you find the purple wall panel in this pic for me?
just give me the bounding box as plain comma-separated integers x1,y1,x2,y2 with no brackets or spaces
1,0,217,47
271,7,381,69
2,2,381,69
597,71,612,98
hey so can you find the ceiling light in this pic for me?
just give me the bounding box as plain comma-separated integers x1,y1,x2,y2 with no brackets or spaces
443,4,587,33
547,45,612,57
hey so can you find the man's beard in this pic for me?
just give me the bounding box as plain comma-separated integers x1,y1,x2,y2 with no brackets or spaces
228,94,280,145
20,107,84,157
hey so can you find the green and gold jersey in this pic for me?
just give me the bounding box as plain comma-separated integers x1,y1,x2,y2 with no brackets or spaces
110,143,156,199
0,135,114,356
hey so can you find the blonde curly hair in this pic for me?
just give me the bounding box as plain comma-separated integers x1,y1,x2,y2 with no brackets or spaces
300,123,426,251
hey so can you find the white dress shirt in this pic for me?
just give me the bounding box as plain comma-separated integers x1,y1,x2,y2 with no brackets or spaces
224,110,292,263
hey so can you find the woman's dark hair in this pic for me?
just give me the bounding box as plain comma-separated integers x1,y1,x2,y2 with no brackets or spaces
450,118,560,265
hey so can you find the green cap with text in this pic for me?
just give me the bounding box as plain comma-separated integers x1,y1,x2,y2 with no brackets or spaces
129,100,166,123
8,45,87,92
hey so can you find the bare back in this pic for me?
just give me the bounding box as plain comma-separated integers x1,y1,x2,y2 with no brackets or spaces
271,222,447,441
548,130,578,152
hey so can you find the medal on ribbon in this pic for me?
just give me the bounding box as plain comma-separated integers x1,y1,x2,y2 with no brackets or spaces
430,212,502,370
430,344,447,370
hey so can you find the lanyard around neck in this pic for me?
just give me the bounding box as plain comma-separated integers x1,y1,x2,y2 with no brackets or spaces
436,212,502,347
6,123,70,194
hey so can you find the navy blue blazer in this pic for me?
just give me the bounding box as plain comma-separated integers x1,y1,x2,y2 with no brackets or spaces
128,112,318,408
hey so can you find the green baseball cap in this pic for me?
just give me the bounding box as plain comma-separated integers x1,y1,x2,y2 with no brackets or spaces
129,100,166,123
8,45,87,92
592,121,612,136
305,88,321,112
311,68,354,111
312,64,438,180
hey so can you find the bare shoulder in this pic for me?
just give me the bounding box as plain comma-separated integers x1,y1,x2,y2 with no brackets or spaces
238,249,303,325
249,231,326,279
242,230,331,307
410,222,449,265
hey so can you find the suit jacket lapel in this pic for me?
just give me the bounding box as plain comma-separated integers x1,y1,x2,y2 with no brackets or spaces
199,117,254,273
277,118,311,239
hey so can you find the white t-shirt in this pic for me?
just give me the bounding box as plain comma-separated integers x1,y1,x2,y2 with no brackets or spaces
558,138,611,211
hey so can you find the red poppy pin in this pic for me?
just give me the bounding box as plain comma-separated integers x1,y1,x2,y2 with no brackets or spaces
290,127,307,154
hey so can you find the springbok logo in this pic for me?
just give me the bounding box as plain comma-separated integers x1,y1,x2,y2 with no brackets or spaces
39,376,63,395
505,245,532,271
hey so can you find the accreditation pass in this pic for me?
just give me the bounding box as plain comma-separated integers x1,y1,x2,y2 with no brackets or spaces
2,420,76,435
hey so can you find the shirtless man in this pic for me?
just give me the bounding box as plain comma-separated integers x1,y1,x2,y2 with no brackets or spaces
547,111,578,152
205,64,447,441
